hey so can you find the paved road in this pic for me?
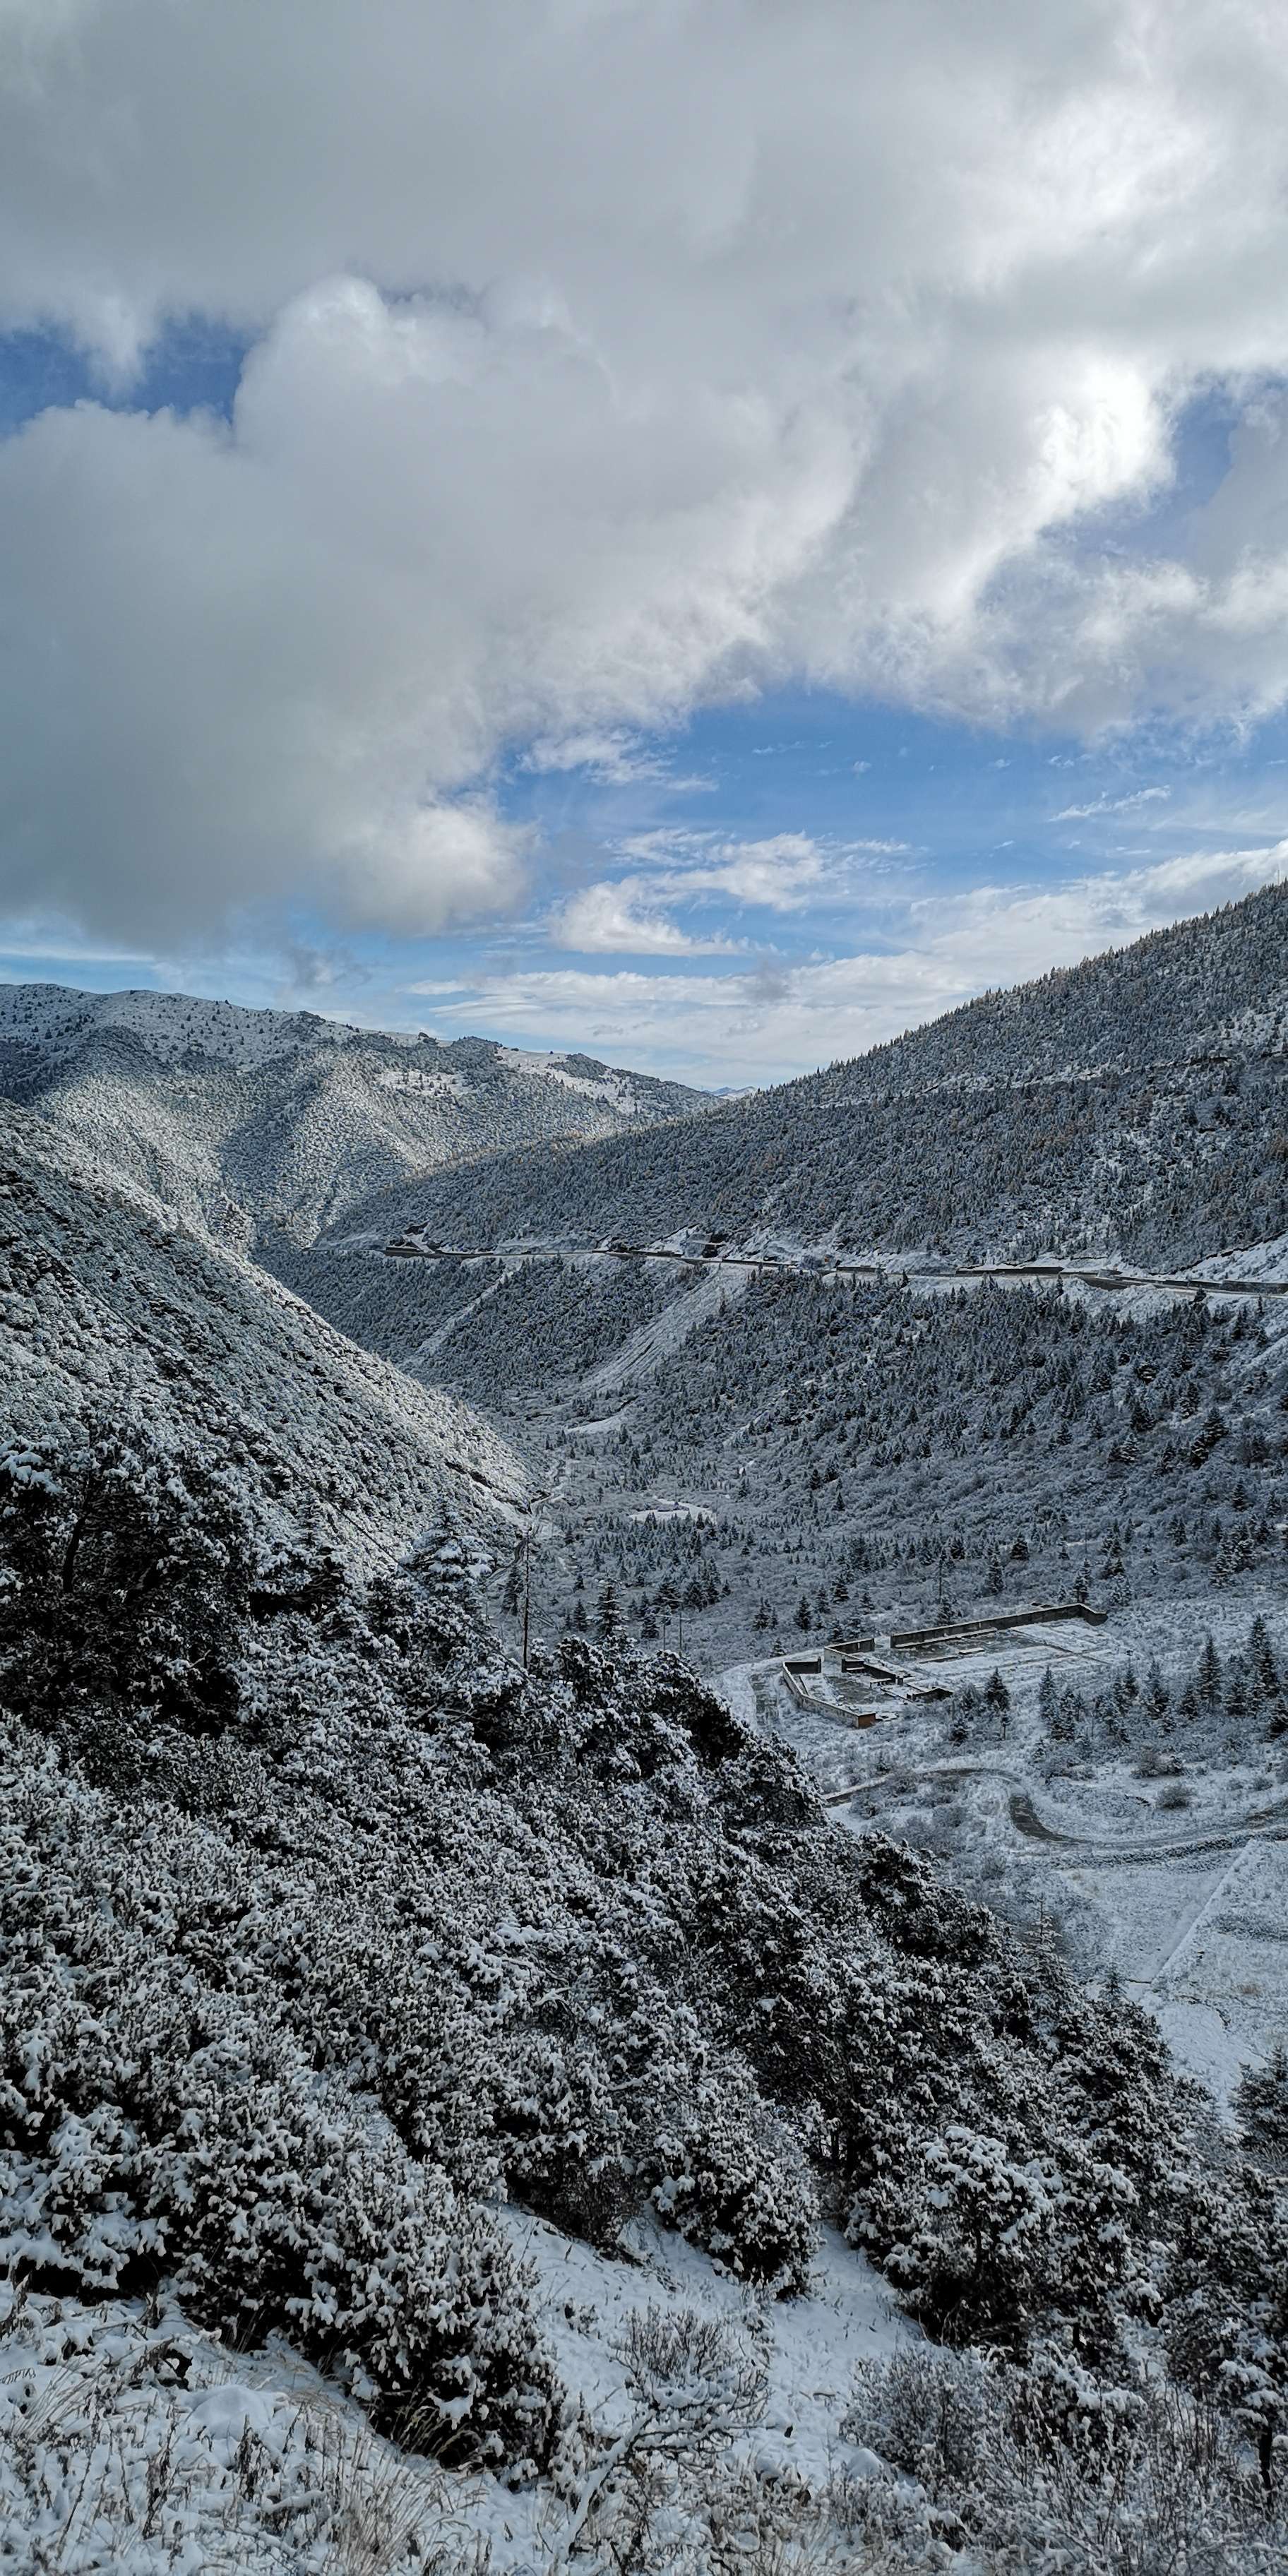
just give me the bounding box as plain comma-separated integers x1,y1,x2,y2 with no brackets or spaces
823,1757,1288,1865
386,1234,1287,1302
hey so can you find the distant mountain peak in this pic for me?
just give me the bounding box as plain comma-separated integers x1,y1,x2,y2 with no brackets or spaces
0,979,710,1244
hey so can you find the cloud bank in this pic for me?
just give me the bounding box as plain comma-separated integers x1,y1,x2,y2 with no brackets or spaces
6,4,1288,941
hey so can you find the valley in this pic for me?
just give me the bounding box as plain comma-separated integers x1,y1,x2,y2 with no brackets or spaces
6,892,1288,2571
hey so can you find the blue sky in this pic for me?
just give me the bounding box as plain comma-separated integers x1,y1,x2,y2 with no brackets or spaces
5,4,1288,1085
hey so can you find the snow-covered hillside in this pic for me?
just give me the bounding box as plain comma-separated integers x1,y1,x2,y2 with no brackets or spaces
4,1032,1288,2565
0,1097,525,1569
341,877,1288,1268
0,982,708,1246
6,1419,1285,2570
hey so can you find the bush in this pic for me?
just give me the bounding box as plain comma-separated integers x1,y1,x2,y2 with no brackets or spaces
845,2346,1288,2574
0,1424,254,1746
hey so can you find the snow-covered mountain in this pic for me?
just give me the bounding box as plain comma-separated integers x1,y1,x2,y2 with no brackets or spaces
0,1095,525,1568
0,982,708,1246
6,1339,1279,2567
337,879,1288,1268
3,953,1288,2570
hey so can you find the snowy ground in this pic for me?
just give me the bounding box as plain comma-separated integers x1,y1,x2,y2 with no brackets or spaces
0,2222,910,2572
721,1597,1288,2109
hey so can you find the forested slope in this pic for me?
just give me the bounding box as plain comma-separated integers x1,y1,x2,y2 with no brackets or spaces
337,882,1288,1267
6,1423,1284,2507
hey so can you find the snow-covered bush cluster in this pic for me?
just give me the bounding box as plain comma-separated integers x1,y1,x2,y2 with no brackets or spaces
5,1418,1288,2510
845,2342,1288,2572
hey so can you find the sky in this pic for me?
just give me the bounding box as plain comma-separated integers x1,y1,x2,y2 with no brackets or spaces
6,4,1288,1086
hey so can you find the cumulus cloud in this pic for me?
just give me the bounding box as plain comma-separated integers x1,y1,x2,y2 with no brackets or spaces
6,4,1288,938
658,835,833,912
551,833,910,953
551,879,741,957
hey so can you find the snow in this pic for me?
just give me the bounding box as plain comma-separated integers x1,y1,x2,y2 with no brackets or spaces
496,2207,911,2495
0,979,705,1251
729,1590,1288,2109
0,1097,529,1576
0,2222,911,2572
8,895,1288,2568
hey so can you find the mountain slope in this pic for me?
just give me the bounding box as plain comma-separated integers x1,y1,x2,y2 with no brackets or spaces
333,881,1288,1269
0,1097,525,1568
4,1402,1267,2498
0,982,707,1246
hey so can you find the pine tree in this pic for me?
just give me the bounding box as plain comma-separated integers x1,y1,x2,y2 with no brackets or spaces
1144,1660,1170,1728
1232,2041,1288,2171
402,1498,491,1614
0,1422,254,1742
1249,1614,1280,1703
1224,1659,1250,1724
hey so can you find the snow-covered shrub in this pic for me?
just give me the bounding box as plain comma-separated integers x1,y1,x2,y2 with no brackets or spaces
873,2125,1059,2347
0,1424,254,1748
845,2347,1288,2574
847,2344,990,2500
0,1768,559,2469
150,2050,556,2464
647,2068,817,2291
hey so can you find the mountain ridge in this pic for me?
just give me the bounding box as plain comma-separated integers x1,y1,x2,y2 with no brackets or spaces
0,981,708,1246
323,883,1288,1270
0,1094,526,1570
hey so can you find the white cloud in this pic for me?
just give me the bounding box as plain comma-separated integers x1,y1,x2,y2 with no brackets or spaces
1051,786,1172,820
659,835,832,912
551,879,741,957
6,7,1288,938
523,732,676,787
550,832,913,954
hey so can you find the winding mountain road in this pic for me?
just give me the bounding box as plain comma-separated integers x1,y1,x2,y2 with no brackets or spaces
386,1234,1287,1303
824,1758,1288,1867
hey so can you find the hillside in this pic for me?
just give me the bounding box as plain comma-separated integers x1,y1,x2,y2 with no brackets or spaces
0,1097,525,1570
332,881,1288,1268
6,1393,1286,2567
3,998,1288,2570
0,982,707,1246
